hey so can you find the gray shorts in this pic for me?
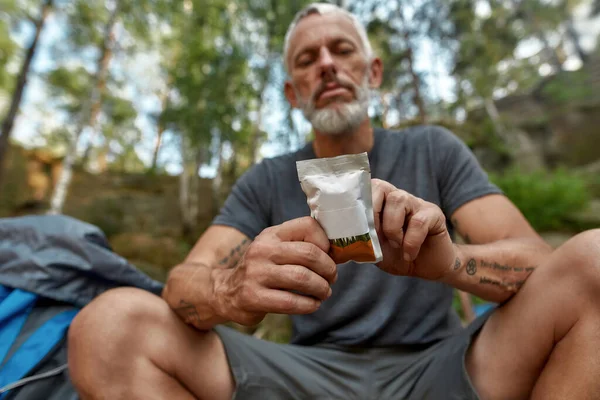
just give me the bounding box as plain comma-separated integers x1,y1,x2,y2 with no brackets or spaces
214,311,491,400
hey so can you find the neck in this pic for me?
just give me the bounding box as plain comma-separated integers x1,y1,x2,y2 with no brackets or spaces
312,119,374,158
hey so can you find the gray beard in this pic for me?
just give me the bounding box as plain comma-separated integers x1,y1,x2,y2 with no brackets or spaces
296,78,370,136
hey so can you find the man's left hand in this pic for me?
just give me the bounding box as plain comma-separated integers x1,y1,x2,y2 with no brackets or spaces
371,179,457,280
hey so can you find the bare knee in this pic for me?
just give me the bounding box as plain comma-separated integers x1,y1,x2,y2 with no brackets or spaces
68,288,181,393
68,287,231,399
536,229,600,304
69,287,168,351
68,289,164,382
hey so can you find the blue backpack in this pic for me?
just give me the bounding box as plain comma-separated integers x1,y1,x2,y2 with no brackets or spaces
0,286,78,399
0,215,164,399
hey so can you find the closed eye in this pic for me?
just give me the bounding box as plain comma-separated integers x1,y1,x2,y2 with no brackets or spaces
337,47,354,55
297,58,314,67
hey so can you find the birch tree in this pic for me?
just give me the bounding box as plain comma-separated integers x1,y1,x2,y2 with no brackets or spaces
0,0,53,188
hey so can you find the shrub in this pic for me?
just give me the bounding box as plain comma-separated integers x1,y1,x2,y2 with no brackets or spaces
80,197,127,238
489,168,591,232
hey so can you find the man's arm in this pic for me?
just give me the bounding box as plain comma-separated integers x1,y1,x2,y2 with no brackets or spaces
162,219,336,332
372,180,553,304
162,225,252,330
444,194,553,303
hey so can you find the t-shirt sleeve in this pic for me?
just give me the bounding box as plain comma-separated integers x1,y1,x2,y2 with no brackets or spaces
211,161,272,239
430,126,503,217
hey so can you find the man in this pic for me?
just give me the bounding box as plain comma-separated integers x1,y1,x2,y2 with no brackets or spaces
68,4,600,400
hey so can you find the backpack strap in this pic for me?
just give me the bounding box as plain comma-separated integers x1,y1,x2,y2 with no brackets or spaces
0,287,37,368
0,286,11,303
0,286,78,398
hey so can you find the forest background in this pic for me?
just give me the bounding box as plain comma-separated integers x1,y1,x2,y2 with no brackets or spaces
1,0,600,340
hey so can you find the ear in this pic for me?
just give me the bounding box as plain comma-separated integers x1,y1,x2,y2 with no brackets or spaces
368,57,384,89
284,80,300,109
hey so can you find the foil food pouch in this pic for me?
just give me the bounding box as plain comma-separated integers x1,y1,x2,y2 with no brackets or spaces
296,152,383,264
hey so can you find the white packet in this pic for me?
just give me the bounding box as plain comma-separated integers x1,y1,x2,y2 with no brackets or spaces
296,152,383,264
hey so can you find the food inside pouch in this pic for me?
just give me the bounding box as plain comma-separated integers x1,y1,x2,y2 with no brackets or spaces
296,152,383,264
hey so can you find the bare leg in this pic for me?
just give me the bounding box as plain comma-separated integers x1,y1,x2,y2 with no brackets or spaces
68,288,234,400
467,229,600,400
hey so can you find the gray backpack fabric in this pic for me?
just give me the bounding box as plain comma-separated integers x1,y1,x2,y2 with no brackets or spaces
0,215,165,399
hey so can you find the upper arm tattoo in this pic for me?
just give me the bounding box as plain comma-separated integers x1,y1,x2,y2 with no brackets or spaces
218,238,250,268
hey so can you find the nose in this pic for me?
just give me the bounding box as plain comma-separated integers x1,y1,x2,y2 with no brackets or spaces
318,47,336,80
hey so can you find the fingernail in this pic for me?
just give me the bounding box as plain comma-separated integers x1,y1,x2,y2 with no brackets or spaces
404,252,411,262
390,240,401,249
328,287,332,298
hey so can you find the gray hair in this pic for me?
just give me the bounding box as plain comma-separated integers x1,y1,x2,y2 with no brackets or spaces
283,3,374,74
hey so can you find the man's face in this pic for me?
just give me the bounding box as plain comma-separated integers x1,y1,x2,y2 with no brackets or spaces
284,12,383,135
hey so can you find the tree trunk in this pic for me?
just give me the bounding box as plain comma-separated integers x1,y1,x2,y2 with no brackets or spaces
150,123,166,171
565,19,588,64
248,106,263,165
538,31,564,73
457,290,476,324
227,143,239,183
79,13,117,168
0,0,53,189
380,93,391,129
150,91,170,171
248,64,270,166
396,3,427,123
190,149,202,224
179,136,190,234
484,97,510,144
211,139,224,216
180,136,203,241
405,42,427,123
285,105,297,151
48,2,119,215
249,0,276,166
513,0,563,73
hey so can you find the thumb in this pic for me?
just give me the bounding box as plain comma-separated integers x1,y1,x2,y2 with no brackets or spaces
271,217,331,253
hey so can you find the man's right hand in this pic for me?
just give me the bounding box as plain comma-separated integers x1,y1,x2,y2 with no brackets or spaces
210,217,337,326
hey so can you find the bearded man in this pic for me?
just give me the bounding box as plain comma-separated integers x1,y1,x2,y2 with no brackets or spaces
69,4,600,400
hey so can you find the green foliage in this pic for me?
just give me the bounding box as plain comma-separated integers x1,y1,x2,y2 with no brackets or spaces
490,168,591,232
583,173,600,199
39,127,71,154
45,66,92,113
541,69,595,105
45,64,142,173
63,1,107,49
103,94,137,126
0,145,29,216
0,17,17,90
1,0,598,229
82,196,127,238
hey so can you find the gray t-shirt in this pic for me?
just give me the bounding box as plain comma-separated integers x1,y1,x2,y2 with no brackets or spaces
213,126,502,347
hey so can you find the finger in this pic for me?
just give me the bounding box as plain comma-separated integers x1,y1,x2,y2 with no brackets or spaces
263,264,332,301
272,242,337,284
267,217,330,253
382,190,415,247
371,179,387,233
246,287,322,315
403,207,440,261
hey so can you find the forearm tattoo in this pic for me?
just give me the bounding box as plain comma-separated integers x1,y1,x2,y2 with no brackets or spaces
460,258,537,293
479,277,525,292
218,238,250,268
